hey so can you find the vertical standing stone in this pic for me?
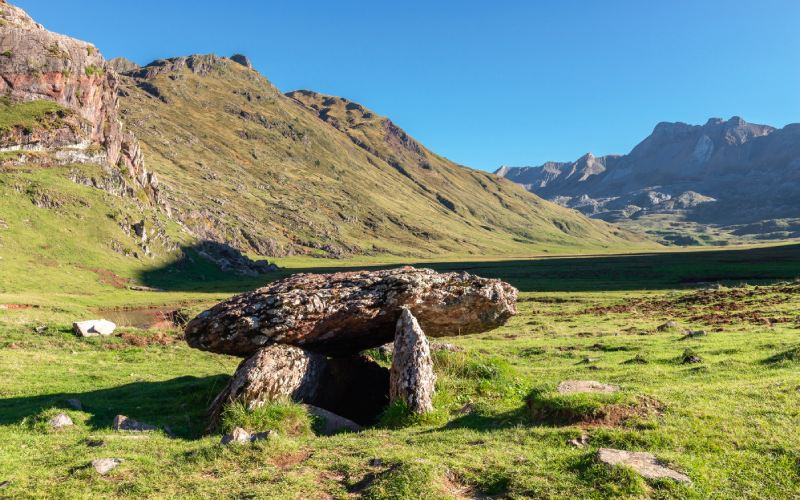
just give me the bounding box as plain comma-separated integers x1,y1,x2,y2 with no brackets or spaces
390,308,436,414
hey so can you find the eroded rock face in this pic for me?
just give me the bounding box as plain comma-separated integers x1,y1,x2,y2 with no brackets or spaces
0,1,156,201
185,267,518,357
390,308,435,414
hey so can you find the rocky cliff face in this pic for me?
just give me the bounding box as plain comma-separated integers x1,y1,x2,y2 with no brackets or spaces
498,117,800,244
0,0,157,201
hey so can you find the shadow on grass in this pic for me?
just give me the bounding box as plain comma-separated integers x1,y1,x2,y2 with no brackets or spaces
0,375,230,439
136,242,800,294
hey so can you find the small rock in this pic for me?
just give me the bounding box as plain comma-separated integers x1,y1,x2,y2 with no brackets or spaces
33,325,47,334
568,434,590,448
66,398,82,410
557,380,619,394
369,458,384,467
86,439,105,447
250,430,277,443
73,320,116,337
681,349,702,364
91,458,123,476
596,448,691,483
657,320,682,332
112,415,158,432
0,480,9,489
682,330,707,339
456,401,475,415
230,54,253,69
304,404,362,435
625,354,648,365
220,427,251,445
580,357,600,364
49,413,73,429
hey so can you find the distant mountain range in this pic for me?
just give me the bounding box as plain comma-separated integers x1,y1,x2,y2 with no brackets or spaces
496,117,800,245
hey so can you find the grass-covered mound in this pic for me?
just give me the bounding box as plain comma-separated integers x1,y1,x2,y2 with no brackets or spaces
525,386,663,426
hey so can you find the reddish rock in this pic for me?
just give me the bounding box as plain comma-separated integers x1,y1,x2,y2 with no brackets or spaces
0,1,157,201
185,267,517,357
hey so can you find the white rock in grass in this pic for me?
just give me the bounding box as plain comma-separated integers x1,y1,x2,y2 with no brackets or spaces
597,448,691,483
92,458,123,475
49,413,73,429
73,320,116,337
220,427,251,445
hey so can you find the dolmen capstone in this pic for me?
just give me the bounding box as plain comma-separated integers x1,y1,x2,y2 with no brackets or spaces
185,267,517,428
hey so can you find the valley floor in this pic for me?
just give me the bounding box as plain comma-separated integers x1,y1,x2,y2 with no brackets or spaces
1,244,800,498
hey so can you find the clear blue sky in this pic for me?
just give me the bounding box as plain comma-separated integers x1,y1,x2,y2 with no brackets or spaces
17,0,800,170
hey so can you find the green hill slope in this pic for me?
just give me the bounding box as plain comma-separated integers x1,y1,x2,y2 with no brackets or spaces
116,55,648,258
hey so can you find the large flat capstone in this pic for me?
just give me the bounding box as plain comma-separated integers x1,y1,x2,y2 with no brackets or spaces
185,267,517,357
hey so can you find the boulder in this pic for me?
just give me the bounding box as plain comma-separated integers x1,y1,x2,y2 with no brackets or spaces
73,320,116,337
389,308,435,414
596,448,691,483
557,380,619,394
185,267,517,357
91,458,123,476
49,413,73,429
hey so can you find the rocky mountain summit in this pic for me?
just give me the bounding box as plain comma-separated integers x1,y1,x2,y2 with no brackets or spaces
0,0,156,201
498,117,800,244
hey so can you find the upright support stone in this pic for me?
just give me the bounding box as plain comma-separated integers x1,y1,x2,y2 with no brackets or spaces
207,344,326,428
390,308,436,414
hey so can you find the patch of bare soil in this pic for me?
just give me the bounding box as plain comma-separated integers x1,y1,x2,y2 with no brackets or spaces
76,266,131,289
271,450,312,470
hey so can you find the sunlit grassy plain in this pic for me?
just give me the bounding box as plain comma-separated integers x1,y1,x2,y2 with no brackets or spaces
2,240,800,497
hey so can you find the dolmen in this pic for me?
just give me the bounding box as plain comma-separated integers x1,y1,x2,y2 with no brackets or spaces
185,266,518,428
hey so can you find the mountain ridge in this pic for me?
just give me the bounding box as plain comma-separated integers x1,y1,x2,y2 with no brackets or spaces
497,116,800,244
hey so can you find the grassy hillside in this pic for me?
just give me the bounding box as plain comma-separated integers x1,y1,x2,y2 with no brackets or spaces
116,56,649,259
1,246,799,497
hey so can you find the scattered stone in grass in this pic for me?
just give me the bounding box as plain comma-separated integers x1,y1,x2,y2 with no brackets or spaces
369,458,384,467
596,448,691,483
680,349,702,364
66,398,82,410
33,325,47,334
657,320,684,333
557,380,619,394
49,413,74,429
220,426,251,445
112,415,158,432
304,404,361,435
568,434,590,448
681,330,707,340
221,427,278,445
73,319,116,337
624,354,648,365
0,480,9,489
455,401,475,415
579,357,600,364
91,458,123,476
86,439,105,447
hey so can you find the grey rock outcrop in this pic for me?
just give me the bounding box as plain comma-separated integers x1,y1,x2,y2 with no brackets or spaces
389,308,435,414
73,320,116,337
230,54,252,69
49,413,73,429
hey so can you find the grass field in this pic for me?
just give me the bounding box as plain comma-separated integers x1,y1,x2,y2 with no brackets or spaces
1,245,800,497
